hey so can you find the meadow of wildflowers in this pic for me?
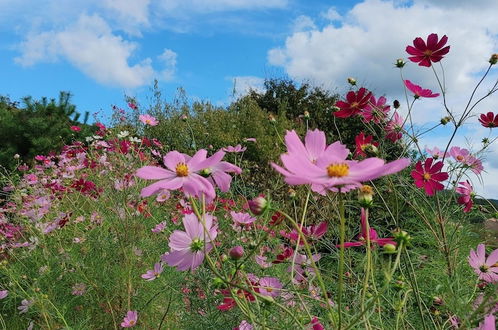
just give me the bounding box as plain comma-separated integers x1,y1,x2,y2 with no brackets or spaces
0,34,497,329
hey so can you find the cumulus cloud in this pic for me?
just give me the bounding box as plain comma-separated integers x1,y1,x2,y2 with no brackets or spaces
103,0,151,35
156,0,287,14
228,76,265,96
157,49,177,81
292,15,316,32
15,14,173,88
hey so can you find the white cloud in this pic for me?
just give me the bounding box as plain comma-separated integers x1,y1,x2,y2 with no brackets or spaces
321,7,341,22
157,49,177,81
15,14,174,88
229,76,265,96
156,0,287,14
292,15,316,32
103,0,151,35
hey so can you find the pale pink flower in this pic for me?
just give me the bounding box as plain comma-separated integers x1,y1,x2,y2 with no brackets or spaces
121,310,138,327
468,244,498,283
0,290,8,299
449,146,470,163
244,138,257,143
474,314,496,330
155,189,171,202
141,262,164,280
162,213,218,271
456,181,474,213
223,145,246,153
425,146,445,159
385,112,404,142
18,299,33,314
136,150,217,200
231,211,256,226
467,156,484,175
258,277,283,298
139,114,158,126
71,283,87,296
235,320,254,330
152,221,167,233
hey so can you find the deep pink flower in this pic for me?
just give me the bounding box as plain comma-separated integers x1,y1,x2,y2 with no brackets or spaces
288,253,321,284
385,112,404,142
468,244,498,283
361,95,390,123
302,222,328,240
231,211,256,226
355,132,379,157
456,181,474,213
340,208,396,248
139,114,158,126
425,146,445,160
272,130,411,194
467,156,484,175
222,145,246,153
70,125,81,132
309,317,325,330
258,277,283,297
411,158,448,196
162,213,218,271
141,262,164,280
406,33,450,67
136,150,217,200
121,310,138,327
200,150,241,192
479,112,498,128
404,80,440,98
334,88,372,118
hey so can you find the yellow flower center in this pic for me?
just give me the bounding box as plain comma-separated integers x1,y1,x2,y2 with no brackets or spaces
351,102,359,108
360,185,373,195
265,287,273,292
176,163,189,177
456,155,464,161
327,163,349,177
423,50,433,56
129,320,136,325
423,172,431,180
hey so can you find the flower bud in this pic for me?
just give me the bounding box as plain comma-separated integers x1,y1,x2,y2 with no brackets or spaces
393,229,411,247
489,54,498,65
363,144,379,157
432,296,444,306
180,114,188,121
229,246,244,260
200,168,212,177
212,277,225,289
347,77,357,86
248,196,268,215
393,100,400,109
303,111,310,120
358,185,374,208
268,114,276,124
440,116,451,125
383,243,396,254
331,105,340,112
395,58,406,68
288,188,297,199
221,254,228,262
13,154,20,159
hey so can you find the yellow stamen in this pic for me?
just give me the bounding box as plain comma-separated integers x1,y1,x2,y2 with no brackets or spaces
456,155,464,161
327,163,349,177
176,163,189,177
423,172,431,180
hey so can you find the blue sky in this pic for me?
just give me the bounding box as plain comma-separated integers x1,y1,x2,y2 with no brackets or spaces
1,0,498,197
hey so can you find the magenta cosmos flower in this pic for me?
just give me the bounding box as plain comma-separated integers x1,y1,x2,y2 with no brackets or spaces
479,112,498,128
411,158,448,196
406,33,450,67
404,80,439,98
468,244,498,283
121,310,138,328
361,95,390,124
141,262,164,281
258,277,283,297
139,114,158,126
340,208,396,248
162,213,218,271
334,88,372,118
272,130,410,194
355,132,379,157
456,180,474,213
136,150,217,199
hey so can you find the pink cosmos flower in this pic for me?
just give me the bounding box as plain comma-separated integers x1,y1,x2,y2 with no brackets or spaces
404,80,440,98
258,277,283,297
309,317,325,330
70,125,81,132
474,314,496,330
136,150,217,200
141,262,164,280
151,221,167,233
406,33,450,67
121,310,138,327
18,299,33,314
156,189,171,202
456,181,474,213
71,283,87,296
362,95,390,123
411,158,448,196
244,138,257,143
340,208,396,248
235,320,254,330
302,222,328,240
0,290,8,299
199,150,241,192
272,130,410,194
223,145,246,153
385,112,404,142
467,156,484,175
468,244,498,283
162,213,218,271
288,253,321,284
139,114,158,126
425,146,445,160
231,211,256,226
449,146,470,163
334,88,372,118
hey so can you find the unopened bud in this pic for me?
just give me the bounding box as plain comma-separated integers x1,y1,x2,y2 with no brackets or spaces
268,114,276,124
383,243,397,254
363,144,378,157
332,105,340,112
180,114,188,121
200,168,212,177
303,111,310,120
13,154,20,159
288,188,297,199
248,196,268,215
393,100,400,109
489,54,498,65
229,246,244,260
395,59,406,68
358,185,374,208
393,229,411,246
432,296,444,306
440,116,451,125
347,77,357,86
212,277,225,289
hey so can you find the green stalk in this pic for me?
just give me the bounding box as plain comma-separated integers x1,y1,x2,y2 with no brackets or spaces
338,194,346,329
